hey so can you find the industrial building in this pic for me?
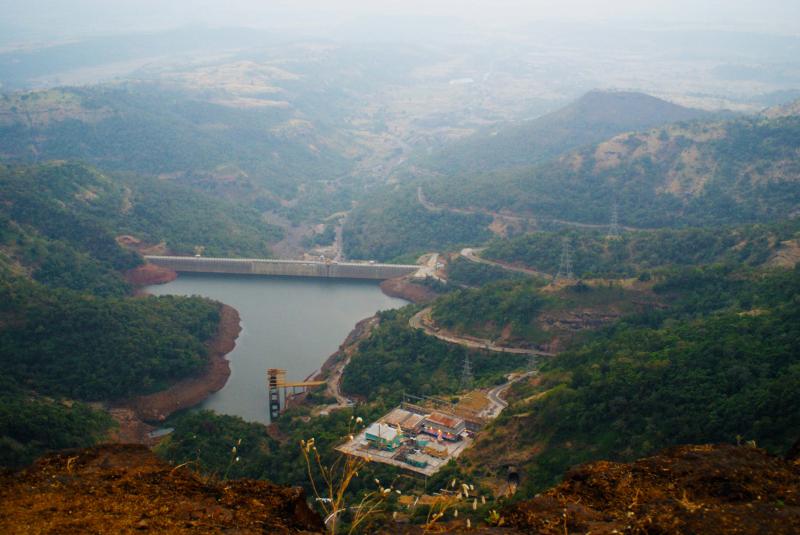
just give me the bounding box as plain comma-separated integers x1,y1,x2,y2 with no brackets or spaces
421,411,466,441
364,422,402,451
337,402,479,476
380,407,426,434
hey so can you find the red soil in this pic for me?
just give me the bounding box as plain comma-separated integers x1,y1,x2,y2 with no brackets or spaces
504,443,800,534
0,444,324,534
124,263,177,286
380,276,439,303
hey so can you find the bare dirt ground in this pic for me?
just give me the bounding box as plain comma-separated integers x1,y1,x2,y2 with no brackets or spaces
504,443,800,535
0,444,323,535
124,262,177,287
380,276,440,303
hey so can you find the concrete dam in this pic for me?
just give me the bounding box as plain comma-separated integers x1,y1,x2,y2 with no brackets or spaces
144,255,420,281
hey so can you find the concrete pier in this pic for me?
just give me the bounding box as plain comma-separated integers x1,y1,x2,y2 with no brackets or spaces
144,255,420,281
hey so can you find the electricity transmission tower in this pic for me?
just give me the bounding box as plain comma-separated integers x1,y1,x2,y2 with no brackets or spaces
606,202,621,240
460,353,474,390
555,238,574,281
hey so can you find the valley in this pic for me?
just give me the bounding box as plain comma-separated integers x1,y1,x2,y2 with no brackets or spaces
1,14,799,534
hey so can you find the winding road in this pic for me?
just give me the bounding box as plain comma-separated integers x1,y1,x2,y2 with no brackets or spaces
482,370,537,419
409,307,554,357
417,185,645,232
460,247,553,280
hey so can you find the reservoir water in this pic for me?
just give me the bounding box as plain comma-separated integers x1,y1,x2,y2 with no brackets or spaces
146,274,407,424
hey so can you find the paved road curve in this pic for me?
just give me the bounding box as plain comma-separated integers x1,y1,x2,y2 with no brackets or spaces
482,371,538,419
409,307,554,357
460,247,553,280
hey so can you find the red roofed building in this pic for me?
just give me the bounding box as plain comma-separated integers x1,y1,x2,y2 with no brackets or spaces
421,411,465,441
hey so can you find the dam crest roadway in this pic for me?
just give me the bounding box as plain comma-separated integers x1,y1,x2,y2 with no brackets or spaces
145,255,421,281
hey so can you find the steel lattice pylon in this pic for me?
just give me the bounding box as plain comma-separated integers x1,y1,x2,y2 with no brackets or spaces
461,353,474,390
555,237,574,281
606,201,621,240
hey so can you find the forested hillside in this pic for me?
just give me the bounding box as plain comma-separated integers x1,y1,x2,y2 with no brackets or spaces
431,277,648,347
344,99,799,260
0,161,232,467
341,308,527,404
0,161,282,258
343,187,492,261
464,266,800,493
0,84,351,200
421,90,711,175
482,219,800,279
424,111,800,229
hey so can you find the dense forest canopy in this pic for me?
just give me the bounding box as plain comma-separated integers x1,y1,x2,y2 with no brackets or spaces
0,161,232,467
472,266,800,493
0,277,220,400
0,378,113,468
343,187,492,261
445,255,526,287
481,220,799,279
342,308,527,404
0,161,282,258
432,279,548,342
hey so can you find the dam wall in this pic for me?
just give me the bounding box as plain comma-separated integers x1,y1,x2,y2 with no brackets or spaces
144,255,419,281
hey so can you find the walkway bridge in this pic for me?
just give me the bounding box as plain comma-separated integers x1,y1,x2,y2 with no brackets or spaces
144,255,420,281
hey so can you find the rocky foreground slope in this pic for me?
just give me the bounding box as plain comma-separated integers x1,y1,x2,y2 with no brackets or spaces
504,443,800,534
1,443,797,534
0,444,323,534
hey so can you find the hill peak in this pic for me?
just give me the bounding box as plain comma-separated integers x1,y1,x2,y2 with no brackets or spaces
558,89,707,126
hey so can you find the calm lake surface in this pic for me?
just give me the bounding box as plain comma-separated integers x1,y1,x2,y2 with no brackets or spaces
146,274,407,424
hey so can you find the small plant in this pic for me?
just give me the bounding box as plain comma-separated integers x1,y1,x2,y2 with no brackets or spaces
420,479,480,533
486,509,505,526
300,416,396,535
221,438,242,481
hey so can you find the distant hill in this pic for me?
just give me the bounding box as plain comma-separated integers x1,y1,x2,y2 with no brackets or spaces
0,83,352,202
343,186,492,262
421,90,713,174
346,101,797,259
424,110,800,229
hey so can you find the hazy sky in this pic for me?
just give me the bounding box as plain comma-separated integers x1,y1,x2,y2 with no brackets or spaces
2,0,799,41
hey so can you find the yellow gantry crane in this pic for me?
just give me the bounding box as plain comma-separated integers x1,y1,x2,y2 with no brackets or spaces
267,368,326,420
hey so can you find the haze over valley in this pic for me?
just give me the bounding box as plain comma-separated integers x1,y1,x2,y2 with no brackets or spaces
1,2,799,533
